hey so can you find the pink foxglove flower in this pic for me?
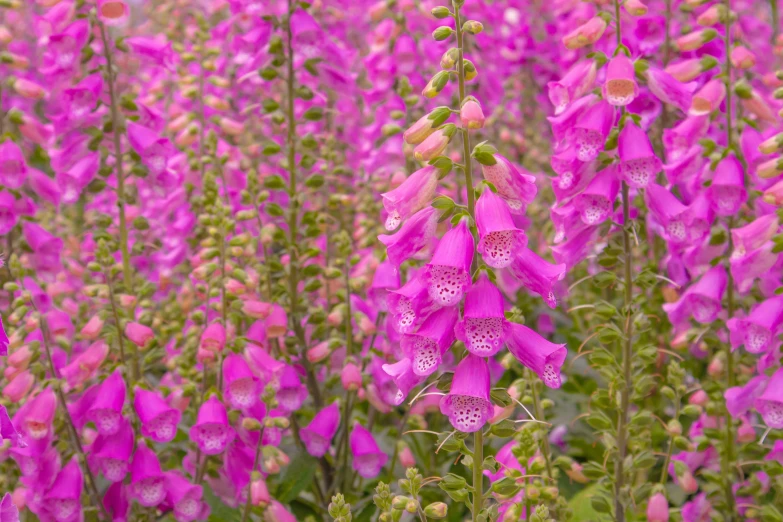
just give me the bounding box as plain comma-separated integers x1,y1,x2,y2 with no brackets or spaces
265,305,288,338
125,322,154,349
163,472,206,522
0,404,25,448
189,396,235,455
508,247,566,309
562,16,608,50
200,323,226,353
567,100,615,162
277,365,307,412
368,260,400,312
86,369,126,435
618,122,661,187
646,67,693,113
130,443,166,507
689,79,725,116
755,367,783,429
475,188,527,268
706,155,747,216
379,206,439,267
647,493,670,522
21,387,56,440
300,402,341,457
439,354,492,433
413,124,456,162
92,419,134,482
480,154,537,215
401,306,458,376
727,296,783,353
507,323,567,388
731,214,779,257
422,220,474,307
134,388,181,443
725,376,768,417
460,97,485,129
0,493,18,522
381,166,439,231
663,265,727,325
350,423,388,478
730,46,756,69
603,54,639,106
454,275,509,357
97,0,129,25
0,141,27,190
43,458,82,521
547,60,597,115
574,167,619,225
222,353,259,410
381,358,423,405
387,273,440,334
403,107,450,145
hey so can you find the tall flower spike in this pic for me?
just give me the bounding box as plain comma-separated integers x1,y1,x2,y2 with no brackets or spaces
707,155,748,216
454,275,510,357
508,247,567,309
86,369,125,435
381,166,439,231
475,188,527,268
422,220,474,307
300,402,341,457
401,306,458,376
507,323,567,388
222,353,259,410
133,388,182,443
130,443,166,507
350,423,388,479
618,122,661,188
755,367,783,429
189,395,235,455
567,100,615,162
439,354,492,433
603,54,639,106
479,154,537,215
378,206,439,267
574,167,619,225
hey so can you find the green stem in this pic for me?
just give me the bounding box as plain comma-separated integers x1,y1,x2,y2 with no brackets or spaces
454,0,475,221
104,269,129,371
772,0,780,44
472,430,484,521
531,379,554,479
217,222,228,392
659,394,679,484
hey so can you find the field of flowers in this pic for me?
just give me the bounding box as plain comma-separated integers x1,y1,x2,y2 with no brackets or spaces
1,0,782,520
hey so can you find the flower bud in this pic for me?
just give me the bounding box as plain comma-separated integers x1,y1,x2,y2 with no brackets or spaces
667,419,682,436
392,496,409,510
424,502,448,519
341,362,362,390
80,315,104,340
730,46,756,69
707,356,723,377
432,26,453,41
462,20,483,34
737,418,756,443
242,300,273,319
565,462,588,483
405,500,418,514
307,341,331,363
431,6,451,18
764,178,783,205
624,0,647,15
403,107,450,145
440,48,459,70
398,444,416,468
647,493,670,522
460,97,485,129
11,78,47,100
688,389,708,406
413,124,456,162
242,417,263,431
696,4,725,26
756,157,783,179
463,60,477,80
676,29,718,51
251,477,270,506
422,71,449,98
125,322,154,349
562,16,608,50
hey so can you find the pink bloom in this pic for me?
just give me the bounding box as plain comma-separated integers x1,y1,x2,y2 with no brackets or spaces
350,423,388,478
125,322,154,348
603,54,639,106
439,354,492,432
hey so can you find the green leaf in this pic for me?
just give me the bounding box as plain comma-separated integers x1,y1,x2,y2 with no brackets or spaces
264,175,287,190
305,174,324,188
277,454,317,503
302,106,324,121
204,488,241,522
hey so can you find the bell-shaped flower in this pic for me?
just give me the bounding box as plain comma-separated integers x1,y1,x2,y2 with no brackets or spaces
755,367,783,429
300,402,341,458
455,275,509,357
350,423,388,479
646,67,692,113
646,185,711,244
378,207,439,267
43,458,82,522
189,395,235,455
507,323,567,388
689,79,725,116
480,154,537,214
368,260,400,312
707,155,747,216
422,220,474,307
567,100,615,162
603,54,639,106
475,188,527,268
730,241,779,293
484,441,525,482
265,305,288,338
731,214,778,258
439,354,492,433
92,419,134,482
21,387,56,440
0,192,19,236
97,0,129,25
86,369,125,435
381,358,424,406
728,296,783,354
130,443,166,507
548,94,597,142
663,265,727,325
0,141,27,190
547,60,597,115
164,472,206,522
125,322,154,349
0,493,18,522
508,248,567,309
562,16,608,49
200,323,226,353
401,306,458,376
381,166,439,231
133,388,181,443
222,353,259,410
663,116,710,155
618,122,661,188
245,343,285,382
0,404,25,448
574,167,619,224
725,375,768,417
277,365,307,412
551,225,599,270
